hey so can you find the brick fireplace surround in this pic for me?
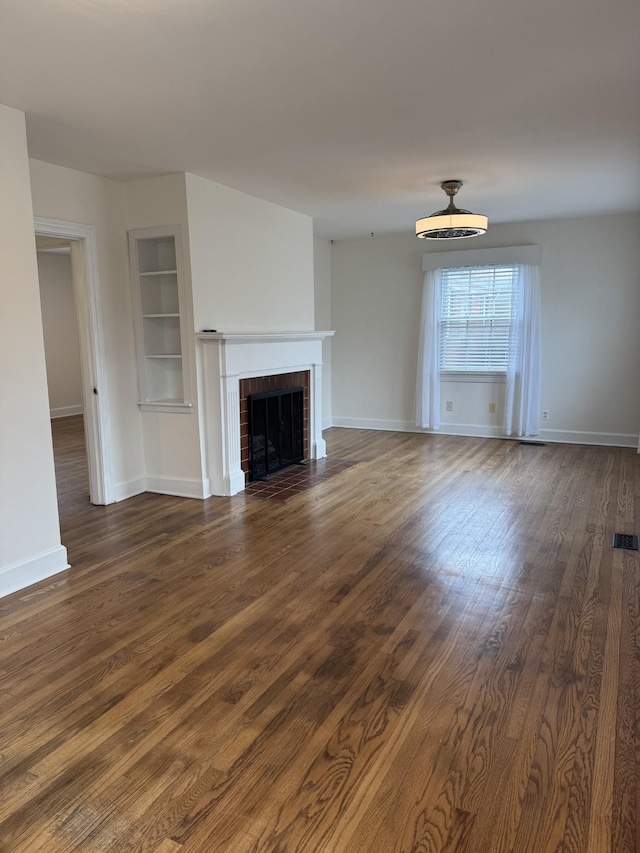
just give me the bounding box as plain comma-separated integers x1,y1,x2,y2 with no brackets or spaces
197,332,333,496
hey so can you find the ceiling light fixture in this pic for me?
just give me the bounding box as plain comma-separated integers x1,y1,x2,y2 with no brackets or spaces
416,180,488,239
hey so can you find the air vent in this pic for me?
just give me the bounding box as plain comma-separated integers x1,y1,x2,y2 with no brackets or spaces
519,441,547,447
612,533,638,550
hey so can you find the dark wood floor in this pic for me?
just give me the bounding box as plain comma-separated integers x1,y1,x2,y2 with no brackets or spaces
49,415,91,520
0,421,638,852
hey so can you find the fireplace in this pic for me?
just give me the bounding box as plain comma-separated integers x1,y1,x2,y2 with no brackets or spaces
197,331,333,496
240,371,309,483
248,387,304,480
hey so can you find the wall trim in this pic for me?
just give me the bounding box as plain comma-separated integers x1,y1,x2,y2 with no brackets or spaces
331,417,505,438
114,476,218,502
113,478,147,502
50,404,84,419
145,477,207,500
331,417,637,447
34,216,115,504
0,545,69,600
539,428,638,448
422,244,541,271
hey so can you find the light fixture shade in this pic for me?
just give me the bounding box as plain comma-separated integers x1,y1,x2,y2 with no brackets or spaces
416,212,488,239
416,181,488,240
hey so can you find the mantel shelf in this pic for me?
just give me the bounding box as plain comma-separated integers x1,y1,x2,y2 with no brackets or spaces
145,353,182,359
197,331,335,345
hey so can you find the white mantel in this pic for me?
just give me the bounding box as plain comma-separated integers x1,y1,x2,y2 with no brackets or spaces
197,331,334,496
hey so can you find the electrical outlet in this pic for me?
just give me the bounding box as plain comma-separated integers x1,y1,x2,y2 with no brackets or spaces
446,400,454,412
542,409,549,420
489,402,496,414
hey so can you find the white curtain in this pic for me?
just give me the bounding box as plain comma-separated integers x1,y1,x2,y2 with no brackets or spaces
415,269,441,429
503,264,541,436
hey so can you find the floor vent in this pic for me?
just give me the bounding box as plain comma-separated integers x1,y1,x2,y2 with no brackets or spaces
612,533,638,550
519,441,547,447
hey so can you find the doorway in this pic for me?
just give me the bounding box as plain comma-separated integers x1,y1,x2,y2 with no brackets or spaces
34,217,114,505
36,237,92,516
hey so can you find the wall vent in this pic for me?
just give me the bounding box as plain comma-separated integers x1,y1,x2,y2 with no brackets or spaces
612,533,638,550
519,441,547,447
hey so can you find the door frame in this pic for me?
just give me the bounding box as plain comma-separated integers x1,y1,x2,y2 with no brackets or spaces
35,216,114,505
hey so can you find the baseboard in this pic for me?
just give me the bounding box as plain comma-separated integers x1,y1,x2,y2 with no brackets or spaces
0,545,69,600
113,477,211,501
113,477,147,502
331,417,413,432
331,417,638,448
331,417,504,438
145,477,207,500
50,405,83,419
539,428,638,448
312,435,328,459
322,417,333,431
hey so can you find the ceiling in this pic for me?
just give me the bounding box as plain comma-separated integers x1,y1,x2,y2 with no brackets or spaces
1,0,639,239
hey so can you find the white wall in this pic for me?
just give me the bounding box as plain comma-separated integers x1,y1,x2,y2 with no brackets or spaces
332,233,423,425
331,214,640,446
0,105,67,597
29,158,145,493
185,173,315,332
314,237,332,428
37,250,84,418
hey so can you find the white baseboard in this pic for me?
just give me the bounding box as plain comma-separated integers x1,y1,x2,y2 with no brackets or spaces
221,470,246,497
113,476,209,501
331,417,504,438
0,545,69,600
331,417,413,432
145,477,207,500
332,417,638,448
312,436,328,459
113,477,147,502
539,428,638,448
50,405,83,419
322,417,333,431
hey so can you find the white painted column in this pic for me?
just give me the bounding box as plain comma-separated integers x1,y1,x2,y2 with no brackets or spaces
0,105,68,597
220,375,245,495
311,363,327,459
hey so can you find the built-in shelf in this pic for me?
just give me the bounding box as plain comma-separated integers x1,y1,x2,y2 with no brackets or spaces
128,226,192,412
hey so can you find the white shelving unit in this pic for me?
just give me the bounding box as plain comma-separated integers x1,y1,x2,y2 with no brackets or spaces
128,226,193,412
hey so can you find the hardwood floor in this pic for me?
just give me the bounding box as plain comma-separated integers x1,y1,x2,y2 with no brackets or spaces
0,423,638,852
50,415,91,519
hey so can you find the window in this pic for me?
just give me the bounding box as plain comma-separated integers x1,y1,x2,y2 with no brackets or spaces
416,246,541,433
440,264,517,374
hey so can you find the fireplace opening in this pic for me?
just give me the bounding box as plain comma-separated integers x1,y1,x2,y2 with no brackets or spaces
249,387,304,481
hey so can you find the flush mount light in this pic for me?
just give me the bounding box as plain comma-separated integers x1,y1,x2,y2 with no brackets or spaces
416,180,488,239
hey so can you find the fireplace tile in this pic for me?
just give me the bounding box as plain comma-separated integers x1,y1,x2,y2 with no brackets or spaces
243,457,356,502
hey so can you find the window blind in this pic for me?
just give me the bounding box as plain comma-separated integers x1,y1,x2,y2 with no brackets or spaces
440,265,517,372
